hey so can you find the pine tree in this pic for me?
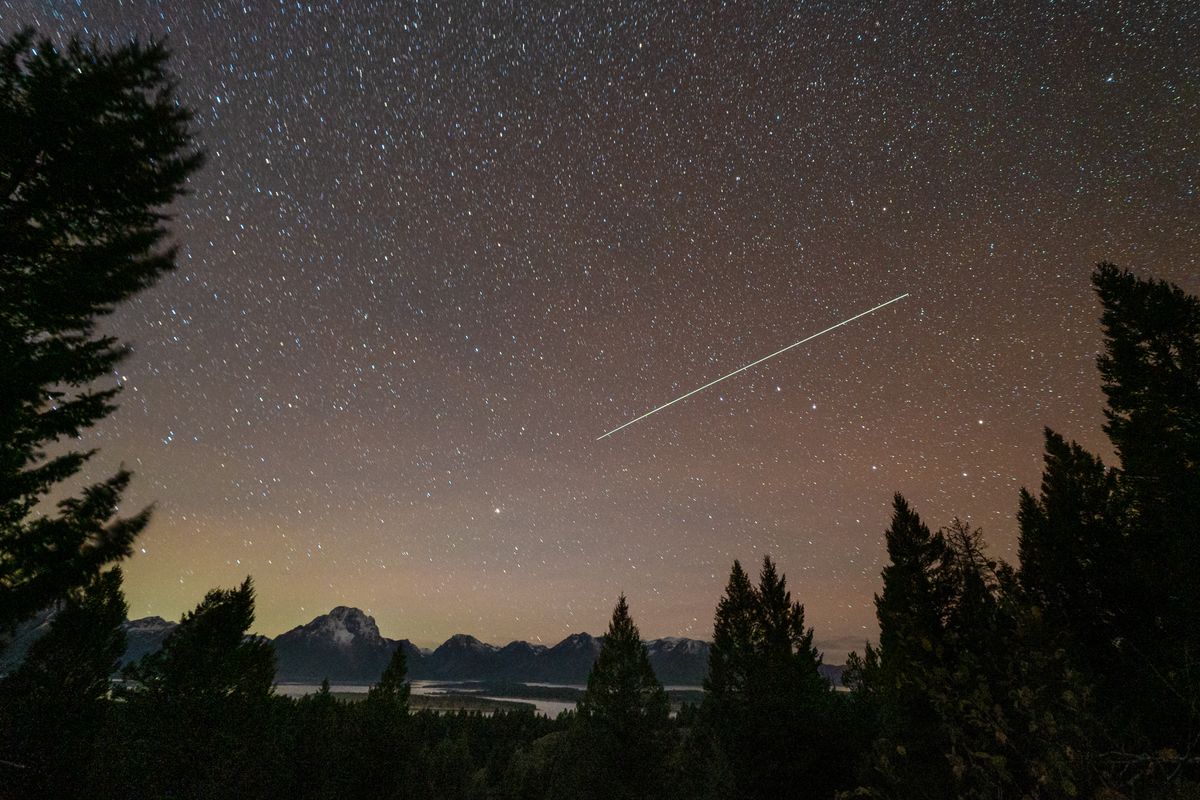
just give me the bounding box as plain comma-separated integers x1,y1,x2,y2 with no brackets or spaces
756,556,824,686
559,594,671,800
291,678,350,800
1094,263,1200,526
704,559,756,702
858,499,1090,799
2,567,127,707
0,29,202,635
117,577,279,798
855,496,956,797
367,643,411,710
874,495,947,672
124,577,274,702
0,567,127,795
702,556,845,799
1018,265,1200,777
348,643,414,800
578,594,670,735
1017,430,1126,704
1094,263,1200,753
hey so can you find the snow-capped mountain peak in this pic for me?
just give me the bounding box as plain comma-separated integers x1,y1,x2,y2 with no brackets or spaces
289,607,383,647
438,633,498,653
124,615,177,634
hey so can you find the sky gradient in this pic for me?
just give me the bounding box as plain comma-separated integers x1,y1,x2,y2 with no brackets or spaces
3,1,1196,657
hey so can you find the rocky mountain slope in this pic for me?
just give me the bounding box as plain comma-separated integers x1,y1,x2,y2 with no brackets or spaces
7,606,857,688
268,608,707,684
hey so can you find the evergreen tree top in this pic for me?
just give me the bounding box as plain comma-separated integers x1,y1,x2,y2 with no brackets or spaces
578,594,669,729
124,577,275,702
0,29,202,634
367,642,411,710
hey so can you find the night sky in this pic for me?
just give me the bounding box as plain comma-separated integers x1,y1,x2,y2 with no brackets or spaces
3,1,1196,657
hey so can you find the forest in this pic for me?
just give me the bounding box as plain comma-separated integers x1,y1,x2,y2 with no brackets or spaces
2,30,1198,800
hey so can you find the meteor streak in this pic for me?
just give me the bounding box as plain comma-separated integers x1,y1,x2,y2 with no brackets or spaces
597,292,910,440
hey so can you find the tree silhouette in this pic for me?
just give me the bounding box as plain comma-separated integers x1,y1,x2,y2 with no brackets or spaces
857,500,1092,799
703,556,843,799
557,594,671,800
124,577,274,702
0,29,202,635
367,643,412,710
0,567,127,796
705,559,757,702
1019,264,1200,777
348,644,414,800
117,577,279,798
1094,263,1200,754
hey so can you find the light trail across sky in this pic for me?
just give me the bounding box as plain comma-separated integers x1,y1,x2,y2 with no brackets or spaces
597,292,911,440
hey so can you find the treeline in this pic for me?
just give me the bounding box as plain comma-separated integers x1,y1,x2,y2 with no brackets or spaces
2,30,1199,800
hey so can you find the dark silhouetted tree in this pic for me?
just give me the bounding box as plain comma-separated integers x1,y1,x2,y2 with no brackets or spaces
700,556,846,799
291,678,346,800
368,643,412,709
0,29,202,636
1017,431,1126,704
347,644,415,800
124,577,275,702
1094,263,1200,755
854,500,1091,799
555,594,671,800
0,567,127,796
705,559,757,703
115,578,279,799
1018,264,1200,783
851,495,955,796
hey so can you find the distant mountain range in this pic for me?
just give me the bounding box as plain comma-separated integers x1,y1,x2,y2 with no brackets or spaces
116,606,713,684
5,606,845,687
122,615,180,666
270,607,714,685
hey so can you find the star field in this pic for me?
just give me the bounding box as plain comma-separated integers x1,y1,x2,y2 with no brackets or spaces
2,1,1196,656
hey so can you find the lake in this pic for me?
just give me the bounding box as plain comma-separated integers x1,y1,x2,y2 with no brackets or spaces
275,679,701,717
275,680,577,717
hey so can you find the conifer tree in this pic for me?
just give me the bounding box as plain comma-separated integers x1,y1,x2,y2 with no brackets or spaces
874,495,947,672
1094,263,1200,752
858,499,1090,799
704,559,756,701
124,577,274,702
1017,431,1125,700
0,567,127,796
367,643,411,710
348,644,414,800
703,556,844,799
118,577,278,798
578,594,670,735
855,496,955,797
291,678,350,800
1018,264,1200,773
0,29,202,635
560,594,670,800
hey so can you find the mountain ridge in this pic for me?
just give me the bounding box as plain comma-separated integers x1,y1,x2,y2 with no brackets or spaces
5,606,847,687
269,609,711,684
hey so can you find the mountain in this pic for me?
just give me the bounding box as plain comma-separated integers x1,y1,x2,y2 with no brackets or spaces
6,604,834,689
646,636,712,684
421,634,500,680
121,616,178,666
495,640,549,678
0,607,56,675
104,606,724,685
272,606,419,683
268,608,709,685
535,632,603,683
818,663,846,687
